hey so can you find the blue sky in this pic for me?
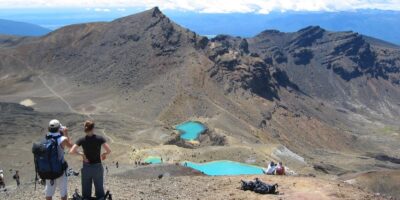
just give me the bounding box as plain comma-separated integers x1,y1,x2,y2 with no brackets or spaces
1,0,399,30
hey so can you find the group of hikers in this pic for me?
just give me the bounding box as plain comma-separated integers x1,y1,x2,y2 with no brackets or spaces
0,169,20,190
263,161,286,175
32,119,112,200
2,118,289,199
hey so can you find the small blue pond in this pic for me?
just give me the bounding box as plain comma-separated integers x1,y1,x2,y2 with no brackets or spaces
144,156,162,164
175,121,207,140
183,160,264,176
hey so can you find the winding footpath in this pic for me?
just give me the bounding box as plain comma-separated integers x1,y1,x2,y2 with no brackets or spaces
1,53,131,147
37,69,130,147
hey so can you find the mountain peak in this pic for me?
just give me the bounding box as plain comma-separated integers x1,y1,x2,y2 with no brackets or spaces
259,29,282,36
150,6,162,17
140,6,164,19
113,7,166,24
290,25,326,47
298,25,325,33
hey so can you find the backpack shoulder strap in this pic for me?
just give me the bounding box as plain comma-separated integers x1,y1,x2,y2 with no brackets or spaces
46,134,62,143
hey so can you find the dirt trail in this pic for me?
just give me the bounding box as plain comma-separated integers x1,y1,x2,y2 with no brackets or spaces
100,129,131,147
37,69,131,147
37,74,82,115
205,97,256,130
1,53,132,147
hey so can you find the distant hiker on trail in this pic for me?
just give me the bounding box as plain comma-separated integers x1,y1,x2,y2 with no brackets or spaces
275,162,286,175
116,161,119,168
0,169,5,189
33,119,73,200
264,161,276,175
13,170,20,187
70,120,112,200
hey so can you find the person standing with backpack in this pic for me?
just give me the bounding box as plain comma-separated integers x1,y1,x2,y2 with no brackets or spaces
33,119,73,200
69,120,111,200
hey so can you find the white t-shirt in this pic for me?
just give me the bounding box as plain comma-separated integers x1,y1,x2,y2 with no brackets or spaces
265,164,276,174
0,173,3,180
47,132,67,160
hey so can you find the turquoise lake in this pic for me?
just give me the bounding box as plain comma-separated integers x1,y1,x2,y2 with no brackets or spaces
175,121,207,140
144,156,162,164
184,160,264,176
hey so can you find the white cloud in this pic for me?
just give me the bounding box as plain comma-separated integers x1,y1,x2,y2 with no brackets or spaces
0,0,399,13
94,8,110,12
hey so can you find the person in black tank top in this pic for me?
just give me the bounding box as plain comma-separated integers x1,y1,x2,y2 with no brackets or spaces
69,120,111,199
76,134,106,164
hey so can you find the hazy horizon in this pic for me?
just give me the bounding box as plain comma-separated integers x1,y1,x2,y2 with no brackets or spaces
0,8,399,44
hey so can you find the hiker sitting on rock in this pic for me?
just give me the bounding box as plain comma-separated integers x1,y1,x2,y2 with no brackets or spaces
275,162,286,175
69,120,111,200
263,161,276,175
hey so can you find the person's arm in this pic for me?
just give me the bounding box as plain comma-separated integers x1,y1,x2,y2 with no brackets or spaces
101,143,111,160
61,139,73,149
60,128,73,149
69,142,89,163
69,144,82,156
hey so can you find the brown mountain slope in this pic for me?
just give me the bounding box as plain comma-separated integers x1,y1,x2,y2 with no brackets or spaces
248,26,400,119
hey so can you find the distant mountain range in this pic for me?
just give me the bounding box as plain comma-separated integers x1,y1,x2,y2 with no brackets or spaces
0,9,399,45
0,19,51,36
169,10,400,45
0,9,398,45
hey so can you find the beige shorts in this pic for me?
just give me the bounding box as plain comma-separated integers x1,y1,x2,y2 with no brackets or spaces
45,173,67,198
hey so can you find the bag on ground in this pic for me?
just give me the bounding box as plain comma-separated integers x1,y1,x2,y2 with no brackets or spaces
240,178,278,195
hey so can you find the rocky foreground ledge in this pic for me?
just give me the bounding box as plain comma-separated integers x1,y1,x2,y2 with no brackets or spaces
0,164,388,200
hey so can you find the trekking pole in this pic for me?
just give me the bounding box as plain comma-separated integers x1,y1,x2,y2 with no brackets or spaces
34,157,37,191
34,173,37,191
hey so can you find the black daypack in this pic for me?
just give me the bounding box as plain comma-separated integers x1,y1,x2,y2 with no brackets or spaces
240,178,279,195
240,180,256,191
253,183,278,194
32,135,67,181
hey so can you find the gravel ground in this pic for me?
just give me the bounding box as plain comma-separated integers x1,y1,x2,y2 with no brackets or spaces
0,171,385,200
